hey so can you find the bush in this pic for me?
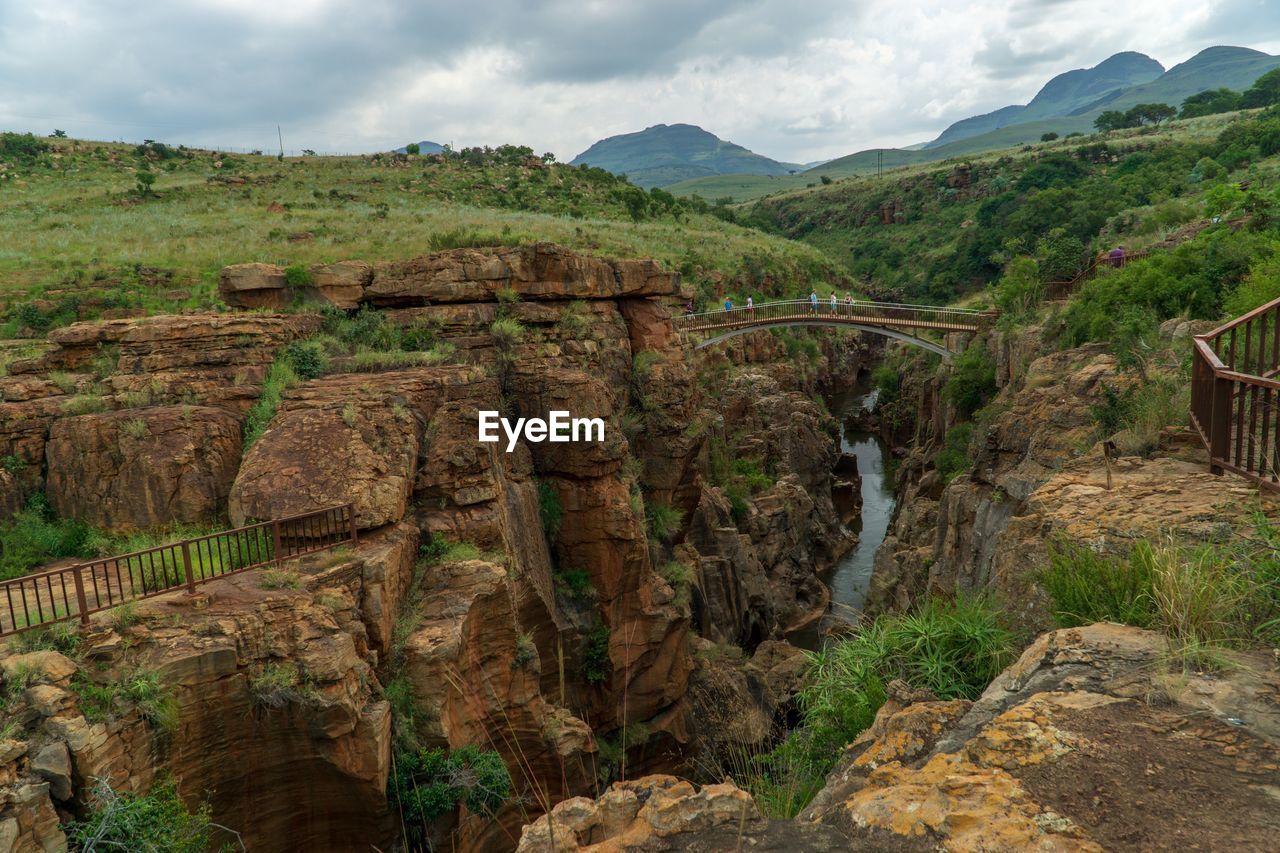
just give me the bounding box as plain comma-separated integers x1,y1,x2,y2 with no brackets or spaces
993,256,1043,323
242,360,298,450
944,343,996,418
1222,253,1280,317
1040,540,1158,628
581,624,611,683
537,479,562,544
554,568,594,600
871,364,899,405
391,745,511,838
0,506,94,580
249,663,313,709
280,340,329,379
934,423,973,482
489,317,525,351
0,132,49,165
65,777,221,853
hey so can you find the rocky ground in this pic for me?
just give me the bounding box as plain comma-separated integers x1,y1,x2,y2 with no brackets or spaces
521,623,1280,851
0,244,868,851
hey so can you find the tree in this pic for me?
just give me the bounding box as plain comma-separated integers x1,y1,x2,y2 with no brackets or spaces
1180,88,1242,119
1125,103,1176,126
1040,132,1059,142
404,142,420,155
1094,110,1131,132
1242,68,1280,109
134,168,156,197
49,129,66,138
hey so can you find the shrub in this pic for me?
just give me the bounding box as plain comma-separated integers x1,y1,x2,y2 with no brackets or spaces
65,777,221,853
280,340,329,379
391,745,511,838
489,317,525,351
943,343,996,418
993,257,1043,324
871,364,899,405
418,532,449,564
0,508,94,580
121,669,179,732
554,568,594,601
1039,540,1158,628
659,561,692,605
60,394,108,416
934,423,973,482
261,568,301,590
1223,253,1280,317
242,360,298,450
284,264,312,289
581,624,611,683
537,479,562,544
121,418,148,440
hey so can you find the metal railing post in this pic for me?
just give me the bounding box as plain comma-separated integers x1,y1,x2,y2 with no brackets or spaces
347,504,358,546
1209,373,1232,475
72,565,90,625
271,519,285,570
181,542,197,594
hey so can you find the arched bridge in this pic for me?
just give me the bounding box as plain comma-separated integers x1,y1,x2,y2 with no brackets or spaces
675,299,997,358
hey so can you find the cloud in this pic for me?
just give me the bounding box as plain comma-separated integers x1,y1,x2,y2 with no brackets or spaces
0,0,1275,164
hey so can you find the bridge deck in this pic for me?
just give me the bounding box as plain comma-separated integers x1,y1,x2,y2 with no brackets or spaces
682,313,981,334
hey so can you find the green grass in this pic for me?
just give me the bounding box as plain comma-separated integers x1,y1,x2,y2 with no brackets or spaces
65,776,222,853
0,138,847,323
1040,540,1158,629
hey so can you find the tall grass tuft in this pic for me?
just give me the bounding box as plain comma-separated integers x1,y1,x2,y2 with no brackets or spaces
1039,539,1157,628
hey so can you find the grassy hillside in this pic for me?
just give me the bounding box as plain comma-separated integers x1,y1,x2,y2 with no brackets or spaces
569,124,801,189
0,136,847,334
746,108,1280,303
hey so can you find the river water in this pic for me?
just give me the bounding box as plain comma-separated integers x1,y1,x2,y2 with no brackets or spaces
826,380,897,616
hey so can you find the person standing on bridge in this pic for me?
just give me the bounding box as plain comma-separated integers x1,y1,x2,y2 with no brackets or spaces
684,300,695,317
845,292,854,315
724,296,733,313
1109,245,1126,268
829,292,838,314
809,289,818,314
746,295,755,318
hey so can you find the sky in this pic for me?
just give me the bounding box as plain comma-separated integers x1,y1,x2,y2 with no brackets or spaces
1,0,1278,164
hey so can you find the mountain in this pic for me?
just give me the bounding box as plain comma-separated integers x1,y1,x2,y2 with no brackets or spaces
925,52,1164,149
569,123,802,188
1070,46,1280,116
395,140,445,154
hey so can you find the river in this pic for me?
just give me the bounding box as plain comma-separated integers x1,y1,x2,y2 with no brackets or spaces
826,378,897,616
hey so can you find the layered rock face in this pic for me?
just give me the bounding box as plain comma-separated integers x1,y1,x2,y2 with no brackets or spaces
867,327,1275,630
0,241,872,851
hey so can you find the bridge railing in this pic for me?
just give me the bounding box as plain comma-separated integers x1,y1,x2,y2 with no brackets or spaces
1046,251,1150,301
675,298,993,336
1191,295,1280,491
0,504,357,637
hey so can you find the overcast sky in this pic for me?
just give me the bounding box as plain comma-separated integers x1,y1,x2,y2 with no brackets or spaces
1,0,1278,163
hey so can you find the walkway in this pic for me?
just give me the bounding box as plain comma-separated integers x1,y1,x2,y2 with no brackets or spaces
675,299,996,358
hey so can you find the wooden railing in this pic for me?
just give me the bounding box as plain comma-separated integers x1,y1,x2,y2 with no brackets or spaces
1191,296,1280,491
0,505,356,637
1046,250,1150,301
674,298,994,337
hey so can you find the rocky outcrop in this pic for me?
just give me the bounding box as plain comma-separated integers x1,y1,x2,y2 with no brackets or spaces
517,775,848,852
800,623,1280,851
45,406,241,531
218,261,370,310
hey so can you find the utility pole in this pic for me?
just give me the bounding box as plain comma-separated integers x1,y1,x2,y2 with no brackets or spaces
878,149,883,178
277,125,284,159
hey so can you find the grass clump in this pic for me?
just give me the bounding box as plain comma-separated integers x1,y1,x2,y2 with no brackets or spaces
1089,379,1186,456
537,479,562,544
260,568,301,590
0,497,94,580
934,423,974,482
581,624,611,684
71,668,178,733
1039,539,1158,628
646,501,683,542
248,662,314,709
65,776,226,853
659,561,693,605
242,360,298,450
554,568,595,601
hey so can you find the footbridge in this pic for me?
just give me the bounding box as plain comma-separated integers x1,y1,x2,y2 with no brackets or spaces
675,299,997,358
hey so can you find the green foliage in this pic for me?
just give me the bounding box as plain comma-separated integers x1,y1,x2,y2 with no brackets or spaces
646,501,683,542
279,339,329,379
943,343,996,418
249,663,314,709
70,668,178,732
871,364,899,405
65,777,221,853
242,360,298,450
1180,88,1242,119
993,256,1043,323
392,745,511,838
1241,68,1280,109
581,624,611,684
659,561,692,605
489,317,525,351
536,479,562,544
554,568,595,601
1223,252,1280,316
934,423,973,483
404,142,420,155
792,597,1013,785
418,532,449,564
1040,132,1059,142
0,503,94,580
0,132,49,165
1088,378,1186,455
283,264,312,289
134,168,157,197
7,620,82,656
1040,540,1158,628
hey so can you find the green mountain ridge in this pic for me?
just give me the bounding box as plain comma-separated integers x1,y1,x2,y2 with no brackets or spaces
569,123,802,188
670,44,1280,202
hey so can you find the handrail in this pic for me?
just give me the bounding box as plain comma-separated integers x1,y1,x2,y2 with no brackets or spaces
1046,250,1150,300
674,298,994,342
1190,295,1280,491
0,504,357,637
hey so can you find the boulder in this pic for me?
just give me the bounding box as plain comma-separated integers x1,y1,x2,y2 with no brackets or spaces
45,406,242,531
217,263,290,309
307,260,370,309
1,651,77,684
30,742,71,801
